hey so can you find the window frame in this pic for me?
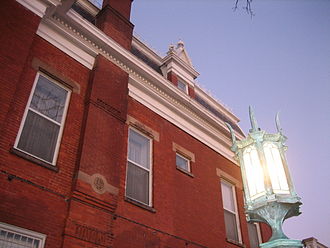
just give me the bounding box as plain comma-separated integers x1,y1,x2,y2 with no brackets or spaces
14,72,71,166
175,153,191,172
220,179,242,244
125,127,153,207
0,222,46,248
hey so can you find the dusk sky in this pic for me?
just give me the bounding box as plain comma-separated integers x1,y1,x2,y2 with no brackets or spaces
131,0,330,245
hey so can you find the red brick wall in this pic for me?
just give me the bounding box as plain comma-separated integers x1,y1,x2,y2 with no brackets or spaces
167,71,178,86
0,0,41,133
0,3,90,245
96,3,134,50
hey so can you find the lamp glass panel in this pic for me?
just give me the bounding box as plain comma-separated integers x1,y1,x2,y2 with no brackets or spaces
263,142,289,193
243,145,265,199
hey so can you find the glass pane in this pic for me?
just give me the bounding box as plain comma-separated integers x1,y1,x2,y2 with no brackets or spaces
224,210,239,242
18,110,60,163
128,130,150,169
177,81,187,92
176,154,189,171
248,223,260,248
30,75,68,123
221,181,235,212
263,142,289,193
126,162,149,205
88,0,103,8
243,146,265,199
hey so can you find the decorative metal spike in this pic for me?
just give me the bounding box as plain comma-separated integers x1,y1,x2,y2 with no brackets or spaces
225,122,236,144
275,111,282,133
249,106,259,132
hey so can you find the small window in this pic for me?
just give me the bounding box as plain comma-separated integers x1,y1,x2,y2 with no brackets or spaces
176,153,190,172
177,80,188,93
220,180,242,243
14,73,71,165
126,128,152,206
0,222,46,248
248,222,262,248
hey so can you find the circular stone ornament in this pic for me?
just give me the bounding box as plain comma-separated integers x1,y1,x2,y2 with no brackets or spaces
91,174,107,194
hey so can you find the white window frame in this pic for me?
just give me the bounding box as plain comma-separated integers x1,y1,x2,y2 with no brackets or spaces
14,72,71,165
247,222,262,248
221,179,242,244
177,80,188,94
175,153,191,172
0,222,46,248
125,127,153,206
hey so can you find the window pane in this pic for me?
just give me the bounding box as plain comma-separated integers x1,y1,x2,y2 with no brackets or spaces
224,210,239,242
243,146,265,199
176,154,189,171
263,142,289,193
248,223,260,248
177,81,187,92
30,75,68,123
128,130,150,169
221,182,235,212
126,162,149,204
88,0,103,8
17,110,60,163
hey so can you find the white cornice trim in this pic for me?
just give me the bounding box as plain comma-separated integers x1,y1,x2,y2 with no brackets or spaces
36,19,96,69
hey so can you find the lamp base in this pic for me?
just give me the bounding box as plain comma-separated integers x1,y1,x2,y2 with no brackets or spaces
260,238,303,248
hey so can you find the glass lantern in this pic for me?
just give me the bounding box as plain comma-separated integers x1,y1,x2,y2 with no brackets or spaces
226,107,302,248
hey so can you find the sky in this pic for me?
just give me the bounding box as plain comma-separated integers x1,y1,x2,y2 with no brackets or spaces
131,0,330,245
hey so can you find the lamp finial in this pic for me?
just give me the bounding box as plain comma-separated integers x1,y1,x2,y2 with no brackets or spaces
275,111,283,134
249,106,259,132
225,122,236,144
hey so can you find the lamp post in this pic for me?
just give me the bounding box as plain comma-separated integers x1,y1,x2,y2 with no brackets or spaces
226,107,302,248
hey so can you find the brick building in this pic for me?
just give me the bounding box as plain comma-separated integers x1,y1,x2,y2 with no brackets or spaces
0,0,271,247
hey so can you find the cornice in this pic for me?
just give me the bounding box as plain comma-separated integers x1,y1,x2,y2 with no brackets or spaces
32,7,242,164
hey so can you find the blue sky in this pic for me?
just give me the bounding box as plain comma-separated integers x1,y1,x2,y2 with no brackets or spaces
131,0,330,245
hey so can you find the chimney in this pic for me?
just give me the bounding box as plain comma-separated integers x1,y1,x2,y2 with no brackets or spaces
96,0,134,50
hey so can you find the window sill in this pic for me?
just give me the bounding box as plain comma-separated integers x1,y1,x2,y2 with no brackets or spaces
226,239,245,248
176,166,194,178
125,197,156,213
10,148,58,172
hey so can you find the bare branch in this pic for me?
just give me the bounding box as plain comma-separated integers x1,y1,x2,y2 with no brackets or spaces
233,0,255,17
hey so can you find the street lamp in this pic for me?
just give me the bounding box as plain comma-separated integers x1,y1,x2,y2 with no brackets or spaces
226,107,302,248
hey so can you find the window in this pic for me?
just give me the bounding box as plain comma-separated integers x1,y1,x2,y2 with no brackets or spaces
176,153,190,172
126,128,152,206
0,222,46,248
177,80,188,93
14,73,71,165
221,180,241,243
247,223,262,248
